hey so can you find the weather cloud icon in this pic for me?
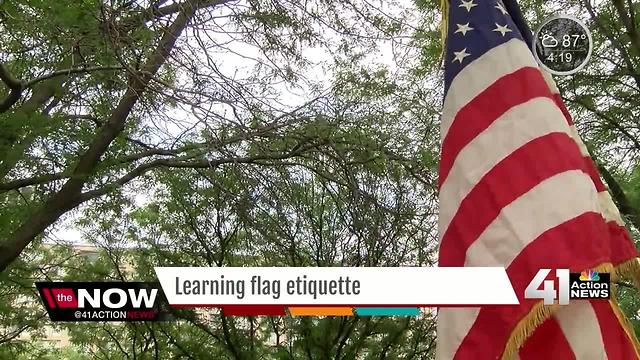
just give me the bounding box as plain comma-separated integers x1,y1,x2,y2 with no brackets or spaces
541,33,558,48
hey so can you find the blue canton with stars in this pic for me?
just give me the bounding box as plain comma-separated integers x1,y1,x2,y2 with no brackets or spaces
444,0,527,94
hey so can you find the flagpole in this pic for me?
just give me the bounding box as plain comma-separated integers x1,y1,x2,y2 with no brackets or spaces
439,0,449,64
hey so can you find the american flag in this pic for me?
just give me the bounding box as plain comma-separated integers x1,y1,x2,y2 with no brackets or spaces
435,0,640,358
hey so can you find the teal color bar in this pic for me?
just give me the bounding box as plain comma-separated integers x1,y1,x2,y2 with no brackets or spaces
354,307,420,316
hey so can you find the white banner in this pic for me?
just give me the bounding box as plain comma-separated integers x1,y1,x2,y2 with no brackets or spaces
154,267,518,306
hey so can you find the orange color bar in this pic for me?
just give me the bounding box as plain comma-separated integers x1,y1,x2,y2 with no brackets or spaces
288,307,354,316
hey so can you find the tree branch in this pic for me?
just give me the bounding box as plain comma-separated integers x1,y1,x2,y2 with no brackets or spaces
583,0,640,89
23,66,125,88
142,0,233,23
118,0,233,32
0,0,209,272
0,64,124,113
564,96,640,151
612,0,640,59
0,63,25,113
0,173,68,193
0,130,300,194
79,144,318,203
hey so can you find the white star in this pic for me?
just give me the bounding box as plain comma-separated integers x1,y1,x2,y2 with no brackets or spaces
459,0,477,12
453,48,471,63
454,22,474,36
495,2,508,15
493,23,512,36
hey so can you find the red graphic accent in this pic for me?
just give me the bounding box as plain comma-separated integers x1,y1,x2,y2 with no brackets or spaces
127,310,158,320
51,288,78,308
221,305,286,316
42,288,56,309
170,304,488,308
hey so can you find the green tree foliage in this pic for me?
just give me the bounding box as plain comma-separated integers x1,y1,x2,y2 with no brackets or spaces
1,0,438,358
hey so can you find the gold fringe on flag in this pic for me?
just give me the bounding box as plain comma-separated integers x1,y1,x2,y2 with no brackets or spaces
611,257,640,358
608,294,640,358
616,257,640,290
500,300,560,360
500,262,621,360
537,52,640,359
434,4,640,359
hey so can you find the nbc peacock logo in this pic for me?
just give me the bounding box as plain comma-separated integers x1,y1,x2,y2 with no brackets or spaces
570,269,609,300
579,269,600,281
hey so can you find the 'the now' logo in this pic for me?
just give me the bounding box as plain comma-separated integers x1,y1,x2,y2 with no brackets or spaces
39,283,159,310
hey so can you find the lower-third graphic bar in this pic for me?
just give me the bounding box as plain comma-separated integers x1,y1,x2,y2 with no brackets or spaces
288,307,354,316
221,305,286,316
354,307,420,316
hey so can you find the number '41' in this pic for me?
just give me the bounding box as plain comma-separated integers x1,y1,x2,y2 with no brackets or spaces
524,269,570,305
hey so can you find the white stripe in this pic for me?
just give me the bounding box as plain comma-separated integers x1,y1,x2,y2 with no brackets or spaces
569,125,590,157
555,301,607,360
442,39,537,141
465,170,600,267
599,191,625,226
540,69,589,159
541,70,560,94
438,98,571,240
436,307,480,360
541,85,625,227
565,123,626,226
437,172,599,358
539,72,625,227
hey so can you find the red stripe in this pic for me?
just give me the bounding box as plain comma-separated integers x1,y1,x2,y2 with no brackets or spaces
552,93,573,125
42,288,56,309
591,300,639,359
452,212,612,359
439,67,552,188
551,83,634,260
439,132,588,266
548,84,610,201
518,316,576,360
221,305,286,316
551,91,606,192
547,82,640,359
608,221,639,265
550,76,632,257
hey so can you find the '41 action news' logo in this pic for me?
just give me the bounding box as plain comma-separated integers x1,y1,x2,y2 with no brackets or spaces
36,282,172,322
524,269,610,305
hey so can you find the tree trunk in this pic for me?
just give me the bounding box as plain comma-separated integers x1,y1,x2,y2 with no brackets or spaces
0,3,200,272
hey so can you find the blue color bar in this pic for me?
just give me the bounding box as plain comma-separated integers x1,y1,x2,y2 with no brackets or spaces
354,307,420,316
